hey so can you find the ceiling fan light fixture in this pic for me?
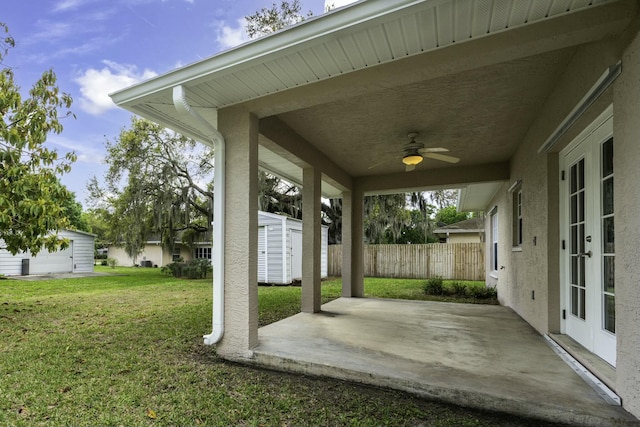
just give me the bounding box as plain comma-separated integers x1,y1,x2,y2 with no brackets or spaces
402,151,423,166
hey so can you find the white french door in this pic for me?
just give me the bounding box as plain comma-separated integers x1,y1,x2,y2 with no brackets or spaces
560,110,615,367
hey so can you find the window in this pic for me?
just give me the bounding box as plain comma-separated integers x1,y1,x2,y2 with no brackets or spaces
490,209,498,273
172,249,182,262
512,184,523,248
194,247,212,260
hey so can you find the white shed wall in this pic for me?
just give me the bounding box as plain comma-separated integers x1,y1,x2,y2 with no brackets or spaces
256,211,328,284
0,230,95,276
0,240,23,276
60,230,95,273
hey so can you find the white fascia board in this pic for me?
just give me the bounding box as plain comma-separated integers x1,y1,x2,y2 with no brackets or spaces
110,0,444,106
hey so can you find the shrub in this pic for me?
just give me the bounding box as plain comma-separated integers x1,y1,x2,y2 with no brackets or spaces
423,276,444,295
100,260,108,266
107,258,118,268
450,281,467,296
162,259,212,279
468,285,498,300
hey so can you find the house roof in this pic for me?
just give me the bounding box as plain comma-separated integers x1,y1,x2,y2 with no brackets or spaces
434,217,484,235
111,0,635,201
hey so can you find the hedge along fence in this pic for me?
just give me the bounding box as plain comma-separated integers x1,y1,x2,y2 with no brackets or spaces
327,243,485,281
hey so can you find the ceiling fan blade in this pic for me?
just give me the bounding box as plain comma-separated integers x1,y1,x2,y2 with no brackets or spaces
368,158,392,170
405,164,416,172
423,153,460,163
418,147,449,153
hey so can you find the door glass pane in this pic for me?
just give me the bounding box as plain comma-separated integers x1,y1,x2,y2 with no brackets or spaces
579,256,585,287
571,226,578,254
571,286,579,316
578,160,584,190
602,177,614,216
571,164,577,193
604,256,615,293
603,216,614,253
602,138,613,178
571,256,578,283
579,288,586,320
604,294,615,333
571,194,577,223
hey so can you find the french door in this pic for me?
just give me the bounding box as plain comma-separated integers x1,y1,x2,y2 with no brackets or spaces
560,111,615,367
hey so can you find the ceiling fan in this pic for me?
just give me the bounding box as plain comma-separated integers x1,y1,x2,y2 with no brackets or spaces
401,132,460,171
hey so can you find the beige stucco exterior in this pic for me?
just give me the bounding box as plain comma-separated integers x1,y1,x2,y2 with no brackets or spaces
111,0,640,419
107,244,193,267
445,234,482,244
483,25,640,417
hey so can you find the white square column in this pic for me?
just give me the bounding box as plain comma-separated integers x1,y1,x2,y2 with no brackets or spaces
340,188,364,297
216,108,259,358
302,167,322,313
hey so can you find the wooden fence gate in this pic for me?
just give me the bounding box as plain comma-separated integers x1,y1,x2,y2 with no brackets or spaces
327,243,485,281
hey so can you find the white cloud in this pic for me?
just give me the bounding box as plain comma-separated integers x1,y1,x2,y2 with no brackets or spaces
47,135,105,164
53,0,86,12
215,18,250,50
75,60,158,115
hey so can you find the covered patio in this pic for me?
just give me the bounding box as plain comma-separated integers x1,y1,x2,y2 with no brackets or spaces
111,0,640,421
253,297,637,426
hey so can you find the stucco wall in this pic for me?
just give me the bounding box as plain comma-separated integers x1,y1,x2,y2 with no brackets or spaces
613,26,640,420
487,39,625,336
446,233,482,244
484,26,640,417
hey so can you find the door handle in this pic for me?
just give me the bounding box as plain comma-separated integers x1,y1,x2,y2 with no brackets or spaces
578,251,592,258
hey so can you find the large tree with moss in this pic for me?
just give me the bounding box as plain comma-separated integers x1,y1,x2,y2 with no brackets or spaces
88,118,215,262
0,22,77,255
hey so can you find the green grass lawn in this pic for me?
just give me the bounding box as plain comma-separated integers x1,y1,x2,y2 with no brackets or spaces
0,267,558,426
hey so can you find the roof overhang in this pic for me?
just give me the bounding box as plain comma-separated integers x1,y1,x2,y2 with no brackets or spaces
457,182,505,212
110,0,635,200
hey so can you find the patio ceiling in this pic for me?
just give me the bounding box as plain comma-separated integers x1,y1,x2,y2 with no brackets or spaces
111,0,635,200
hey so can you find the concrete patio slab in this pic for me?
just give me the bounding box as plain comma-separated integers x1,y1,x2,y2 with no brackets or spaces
246,298,639,427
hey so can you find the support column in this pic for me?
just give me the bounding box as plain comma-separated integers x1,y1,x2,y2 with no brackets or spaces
341,188,364,297
302,167,322,313
216,107,259,358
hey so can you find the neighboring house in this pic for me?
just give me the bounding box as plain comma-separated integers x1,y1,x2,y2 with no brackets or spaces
107,236,205,268
433,217,484,243
258,211,328,284
0,229,95,276
111,0,640,419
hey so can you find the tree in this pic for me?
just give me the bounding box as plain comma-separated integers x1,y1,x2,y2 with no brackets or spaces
81,209,110,251
428,189,459,209
258,170,301,218
88,117,214,263
0,22,77,255
245,0,313,38
61,193,89,232
435,206,469,225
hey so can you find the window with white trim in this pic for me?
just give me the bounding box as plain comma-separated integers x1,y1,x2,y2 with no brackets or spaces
490,209,498,273
512,185,523,248
194,247,212,260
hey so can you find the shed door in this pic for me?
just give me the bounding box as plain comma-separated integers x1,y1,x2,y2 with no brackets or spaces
290,230,302,280
561,113,615,366
30,242,74,274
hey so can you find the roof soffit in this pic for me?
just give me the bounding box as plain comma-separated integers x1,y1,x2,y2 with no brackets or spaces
112,0,635,119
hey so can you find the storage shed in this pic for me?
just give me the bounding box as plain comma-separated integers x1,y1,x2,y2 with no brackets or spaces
258,211,328,284
0,229,95,276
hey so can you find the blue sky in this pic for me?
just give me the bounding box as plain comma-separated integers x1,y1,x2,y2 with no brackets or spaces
3,0,352,206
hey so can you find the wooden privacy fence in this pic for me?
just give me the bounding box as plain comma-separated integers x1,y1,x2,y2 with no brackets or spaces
327,243,485,281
